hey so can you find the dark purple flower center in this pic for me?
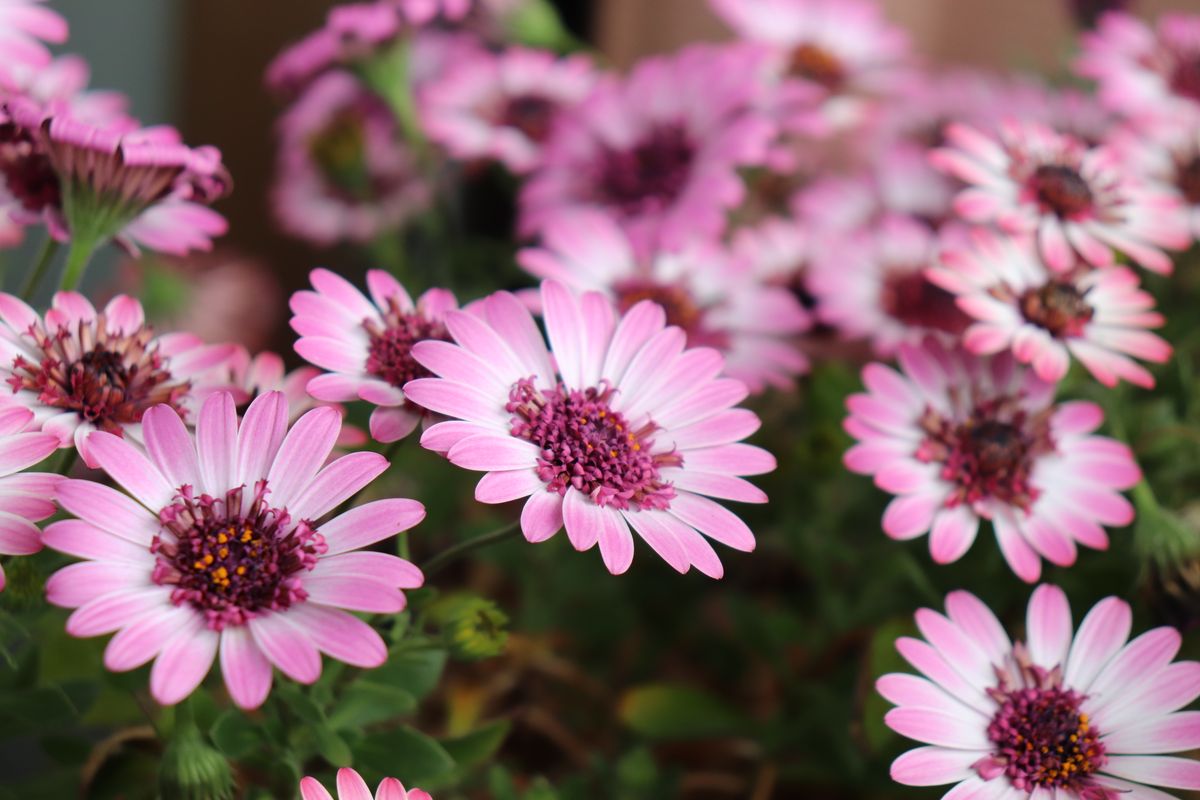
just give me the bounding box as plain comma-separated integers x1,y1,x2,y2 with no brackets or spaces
364,298,447,390
881,269,971,335
1170,54,1200,103
598,124,695,217
151,483,325,630
0,122,60,213
507,378,680,510
8,317,189,434
984,685,1106,792
1020,281,1094,338
917,401,1052,510
612,279,731,350
789,43,846,91
1177,156,1200,205
1032,165,1094,218
500,95,556,143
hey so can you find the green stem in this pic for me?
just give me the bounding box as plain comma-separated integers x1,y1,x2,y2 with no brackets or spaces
60,238,98,291
421,520,522,579
56,448,78,477
19,237,60,300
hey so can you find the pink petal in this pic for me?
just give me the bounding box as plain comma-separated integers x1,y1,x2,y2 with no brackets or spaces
314,551,423,589
0,510,40,555
890,746,983,787
41,520,148,562
300,777,336,800
945,591,1010,665
149,619,219,705
249,614,322,684
928,506,979,564
667,492,755,552
86,432,174,510
55,479,159,544
142,405,200,491
369,405,421,444
289,452,389,522
196,392,238,496
448,434,539,472
67,588,167,636
475,469,542,504
1102,756,1200,790
561,488,601,552
520,491,563,543
104,605,190,671
336,768,375,800
220,626,273,710
266,406,341,510
1102,712,1200,755
884,707,991,749
1026,584,1073,671
1064,596,1132,689
0,431,58,476
288,603,388,668
236,391,290,487
1088,628,1181,699
319,499,426,555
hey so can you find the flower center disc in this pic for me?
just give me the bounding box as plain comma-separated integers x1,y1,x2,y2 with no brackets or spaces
1032,165,1094,218
1177,156,1200,205
8,320,189,433
506,378,680,510
500,95,556,143
789,43,846,91
1170,54,1200,102
986,686,1106,792
881,269,971,335
598,125,695,216
151,484,326,629
364,299,446,390
1020,281,1094,337
0,123,60,213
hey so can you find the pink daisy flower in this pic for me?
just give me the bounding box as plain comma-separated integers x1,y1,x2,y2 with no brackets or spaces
0,291,240,466
290,268,457,443
0,405,61,592
404,279,774,578
881,584,1200,800
42,391,426,709
419,46,596,174
272,71,429,247
807,215,970,356
519,210,809,393
1076,11,1200,121
0,54,131,127
0,0,67,79
931,229,1171,388
518,43,775,259
709,0,910,136
301,768,431,800
844,340,1141,582
931,121,1189,274
1110,112,1200,242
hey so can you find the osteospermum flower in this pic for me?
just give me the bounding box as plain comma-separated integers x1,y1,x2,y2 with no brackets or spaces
272,71,429,247
0,291,239,466
1076,11,1200,120
419,46,595,174
844,340,1140,582
931,121,1189,274
709,0,910,135
301,768,431,800
881,584,1200,799
1111,112,1200,242
518,210,809,392
42,391,426,708
404,279,774,577
290,268,456,443
931,229,1171,388
807,215,970,356
0,405,61,591
0,0,67,80
519,43,775,259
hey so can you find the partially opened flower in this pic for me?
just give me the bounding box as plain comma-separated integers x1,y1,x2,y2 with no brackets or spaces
42,391,426,709
709,0,910,136
419,46,595,174
1076,11,1200,120
519,43,775,259
844,339,1140,582
519,210,809,393
290,268,456,443
0,0,67,80
0,291,239,466
931,121,1189,274
404,279,774,578
807,215,969,356
881,584,1200,799
931,229,1171,388
0,405,61,591
301,768,431,800
273,71,429,247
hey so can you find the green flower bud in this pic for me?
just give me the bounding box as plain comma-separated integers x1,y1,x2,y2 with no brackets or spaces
158,719,234,800
429,593,510,661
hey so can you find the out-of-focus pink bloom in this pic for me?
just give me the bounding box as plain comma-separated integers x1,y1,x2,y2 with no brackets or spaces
273,71,429,247
0,405,60,592
844,339,1141,582
519,44,775,259
519,211,809,392
882,584,1200,799
266,2,405,97
1110,112,1200,242
932,229,1171,388
709,0,910,136
0,291,240,466
404,280,775,577
808,215,969,356
43,391,426,709
301,768,432,800
290,269,456,443
419,47,595,174
0,54,131,126
1077,11,1200,121
0,0,67,81
932,121,1189,274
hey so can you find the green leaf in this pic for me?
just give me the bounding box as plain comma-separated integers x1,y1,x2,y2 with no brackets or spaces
327,681,417,730
275,685,324,725
440,719,511,770
618,683,747,740
353,726,456,786
863,617,918,752
372,646,446,701
486,766,520,800
210,709,264,759
315,726,354,767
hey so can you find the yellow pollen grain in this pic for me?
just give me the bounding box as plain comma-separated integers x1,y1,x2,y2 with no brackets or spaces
609,450,617,458
217,533,228,544
203,553,214,565
236,566,246,575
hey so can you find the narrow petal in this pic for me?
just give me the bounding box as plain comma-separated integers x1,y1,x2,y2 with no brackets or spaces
220,626,274,710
